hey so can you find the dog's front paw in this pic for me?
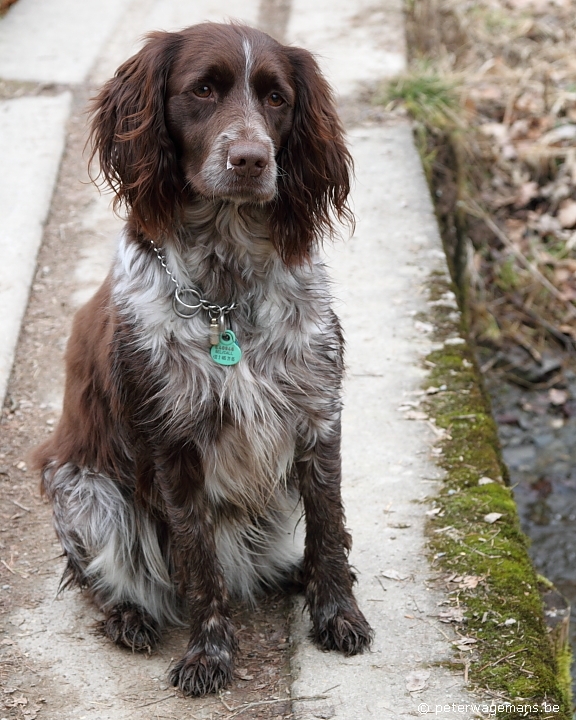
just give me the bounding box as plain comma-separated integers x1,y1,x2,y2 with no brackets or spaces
100,602,161,652
312,604,373,656
170,646,235,696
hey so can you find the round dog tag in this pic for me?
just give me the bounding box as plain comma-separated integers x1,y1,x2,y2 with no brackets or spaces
210,330,242,366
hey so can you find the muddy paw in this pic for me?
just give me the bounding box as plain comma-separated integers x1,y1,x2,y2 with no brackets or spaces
312,605,373,656
169,646,235,696
100,602,160,652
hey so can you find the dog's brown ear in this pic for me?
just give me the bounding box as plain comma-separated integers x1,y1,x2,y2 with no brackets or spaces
89,32,184,239
271,47,354,264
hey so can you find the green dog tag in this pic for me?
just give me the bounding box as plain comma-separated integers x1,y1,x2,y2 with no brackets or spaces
210,330,242,366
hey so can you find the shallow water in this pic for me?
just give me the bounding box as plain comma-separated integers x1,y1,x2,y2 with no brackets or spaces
484,367,576,699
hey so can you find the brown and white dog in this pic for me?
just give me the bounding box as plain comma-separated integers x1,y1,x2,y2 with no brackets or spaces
34,22,372,696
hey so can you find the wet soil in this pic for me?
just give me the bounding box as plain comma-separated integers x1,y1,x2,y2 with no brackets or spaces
481,353,576,698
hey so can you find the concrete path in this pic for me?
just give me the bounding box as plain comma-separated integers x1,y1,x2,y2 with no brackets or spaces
0,1,478,718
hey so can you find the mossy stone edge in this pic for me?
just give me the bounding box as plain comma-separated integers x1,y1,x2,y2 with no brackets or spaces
423,271,572,719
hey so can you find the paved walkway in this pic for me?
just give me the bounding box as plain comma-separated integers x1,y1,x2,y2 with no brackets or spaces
0,1,479,718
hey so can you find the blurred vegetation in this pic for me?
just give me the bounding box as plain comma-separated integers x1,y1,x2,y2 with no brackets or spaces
377,0,576,380
0,0,19,15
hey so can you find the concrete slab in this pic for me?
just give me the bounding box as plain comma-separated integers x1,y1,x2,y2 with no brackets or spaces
0,93,72,409
69,192,120,310
91,0,261,87
290,124,474,720
12,569,209,720
0,0,132,84
288,0,406,95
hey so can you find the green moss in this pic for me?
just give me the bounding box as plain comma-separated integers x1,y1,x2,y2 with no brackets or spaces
496,256,521,292
558,645,573,706
423,274,572,719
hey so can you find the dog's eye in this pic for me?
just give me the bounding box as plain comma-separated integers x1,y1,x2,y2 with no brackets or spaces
267,92,284,107
193,85,212,98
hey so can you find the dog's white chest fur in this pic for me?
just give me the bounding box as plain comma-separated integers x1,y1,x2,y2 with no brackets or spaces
112,203,339,516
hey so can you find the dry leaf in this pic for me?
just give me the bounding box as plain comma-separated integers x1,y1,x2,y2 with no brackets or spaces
558,200,576,228
235,668,254,681
438,607,465,623
480,122,508,143
540,124,576,146
453,636,477,645
515,181,539,208
549,388,568,405
555,268,571,283
560,324,576,340
531,212,562,236
414,320,434,333
404,411,429,421
405,670,430,692
484,512,503,524
459,575,481,589
454,636,478,651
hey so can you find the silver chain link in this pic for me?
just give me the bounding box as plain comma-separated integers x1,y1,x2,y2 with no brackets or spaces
149,239,238,319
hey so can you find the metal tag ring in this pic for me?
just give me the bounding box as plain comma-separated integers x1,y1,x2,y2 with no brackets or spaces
173,287,202,318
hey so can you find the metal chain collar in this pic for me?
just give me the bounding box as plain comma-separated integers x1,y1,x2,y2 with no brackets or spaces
149,239,238,323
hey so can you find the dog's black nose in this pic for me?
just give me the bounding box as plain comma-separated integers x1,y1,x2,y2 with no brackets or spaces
228,142,269,177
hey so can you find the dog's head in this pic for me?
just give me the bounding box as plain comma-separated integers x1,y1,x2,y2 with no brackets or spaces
89,23,353,263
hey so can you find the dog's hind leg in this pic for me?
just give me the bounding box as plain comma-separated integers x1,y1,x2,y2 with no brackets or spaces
41,462,179,651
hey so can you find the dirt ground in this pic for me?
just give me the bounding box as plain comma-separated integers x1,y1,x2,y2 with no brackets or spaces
0,87,296,720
